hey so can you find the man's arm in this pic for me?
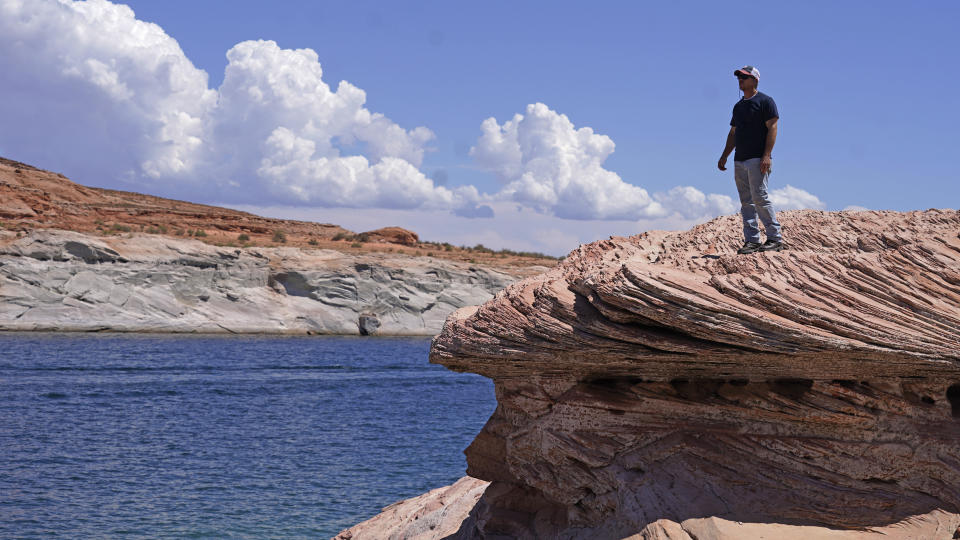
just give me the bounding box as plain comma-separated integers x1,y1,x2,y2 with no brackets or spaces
718,126,735,171
761,117,778,174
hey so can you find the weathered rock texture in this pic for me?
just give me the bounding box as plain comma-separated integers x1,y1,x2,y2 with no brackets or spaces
334,477,489,540
0,229,529,334
343,208,960,539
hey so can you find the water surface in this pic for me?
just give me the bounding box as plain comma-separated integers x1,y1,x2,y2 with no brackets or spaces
0,333,495,538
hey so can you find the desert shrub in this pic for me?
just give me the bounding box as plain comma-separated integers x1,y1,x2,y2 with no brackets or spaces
194,229,208,237
496,248,557,260
308,238,319,246
238,233,250,242
350,242,363,248
332,232,349,241
443,243,453,252
110,224,132,233
272,230,286,243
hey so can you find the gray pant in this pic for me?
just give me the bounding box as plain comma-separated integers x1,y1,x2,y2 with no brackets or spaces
734,158,782,243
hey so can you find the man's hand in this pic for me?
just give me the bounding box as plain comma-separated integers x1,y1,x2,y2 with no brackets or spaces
718,155,728,171
760,155,772,174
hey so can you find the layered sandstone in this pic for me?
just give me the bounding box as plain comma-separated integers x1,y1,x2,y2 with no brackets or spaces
0,229,529,334
0,156,559,334
342,209,960,539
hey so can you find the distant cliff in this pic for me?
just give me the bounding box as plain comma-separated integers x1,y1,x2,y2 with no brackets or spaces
0,155,554,334
339,208,960,539
0,229,533,334
0,156,556,266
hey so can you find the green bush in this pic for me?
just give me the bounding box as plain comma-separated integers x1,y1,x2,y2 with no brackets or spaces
272,230,286,243
308,238,319,246
194,229,207,237
237,233,250,242
332,232,348,241
350,242,363,248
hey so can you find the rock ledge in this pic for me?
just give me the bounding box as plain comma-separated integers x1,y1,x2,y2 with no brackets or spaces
344,209,960,539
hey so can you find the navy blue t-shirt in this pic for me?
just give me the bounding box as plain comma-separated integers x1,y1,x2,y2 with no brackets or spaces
730,91,779,161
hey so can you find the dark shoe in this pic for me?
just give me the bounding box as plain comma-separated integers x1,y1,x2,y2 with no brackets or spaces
759,239,783,252
737,241,762,254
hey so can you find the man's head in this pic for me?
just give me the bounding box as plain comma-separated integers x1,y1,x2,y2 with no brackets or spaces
735,65,759,92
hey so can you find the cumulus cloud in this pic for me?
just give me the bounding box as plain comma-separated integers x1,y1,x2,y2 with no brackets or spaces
0,0,817,225
0,0,213,182
770,185,827,211
652,186,737,220
471,103,736,221
0,0,490,215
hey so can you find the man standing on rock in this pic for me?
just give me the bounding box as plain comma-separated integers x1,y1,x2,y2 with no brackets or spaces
718,65,783,254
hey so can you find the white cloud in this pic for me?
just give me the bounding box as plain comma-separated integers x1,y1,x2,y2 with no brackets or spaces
0,0,213,182
652,186,737,220
0,0,818,227
471,103,737,220
0,0,492,215
770,185,827,211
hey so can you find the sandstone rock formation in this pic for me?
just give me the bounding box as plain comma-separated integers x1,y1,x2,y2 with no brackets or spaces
0,229,531,334
362,226,420,246
0,156,558,268
0,157,350,247
334,477,489,540
342,209,960,539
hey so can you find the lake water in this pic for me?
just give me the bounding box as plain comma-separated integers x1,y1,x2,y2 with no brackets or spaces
0,333,495,538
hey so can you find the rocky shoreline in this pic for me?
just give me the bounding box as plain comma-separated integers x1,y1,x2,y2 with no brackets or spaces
339,208,960,539
0,229,536,335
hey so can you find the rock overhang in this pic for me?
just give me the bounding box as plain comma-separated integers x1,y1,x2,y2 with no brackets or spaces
431,209,960,382
425,209,960,537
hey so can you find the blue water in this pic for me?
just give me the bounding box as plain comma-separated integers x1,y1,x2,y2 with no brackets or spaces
0,333,495,538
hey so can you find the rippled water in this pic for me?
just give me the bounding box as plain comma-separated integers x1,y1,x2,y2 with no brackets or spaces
0,333,495,538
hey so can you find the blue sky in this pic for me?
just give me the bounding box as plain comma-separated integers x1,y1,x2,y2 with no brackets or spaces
1,0,957,254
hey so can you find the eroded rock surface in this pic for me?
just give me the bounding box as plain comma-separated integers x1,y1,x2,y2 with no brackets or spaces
0,229,529,334
334,477,489,540
342,209,960,539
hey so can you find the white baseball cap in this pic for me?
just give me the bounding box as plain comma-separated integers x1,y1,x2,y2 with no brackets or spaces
734,65,760,80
